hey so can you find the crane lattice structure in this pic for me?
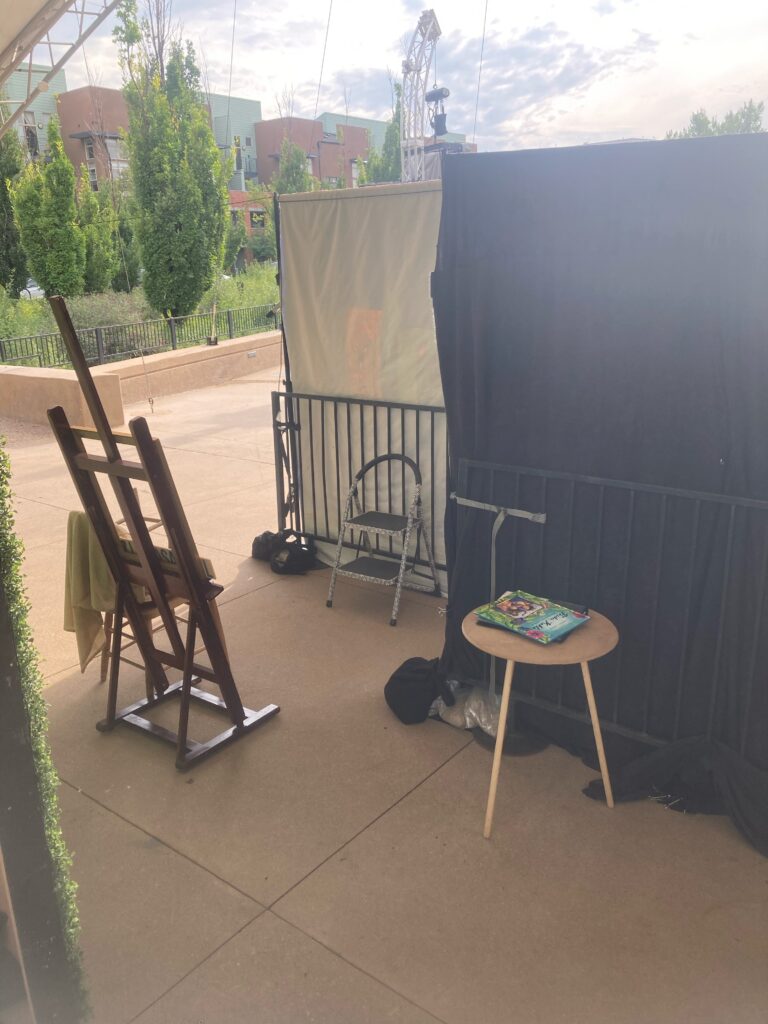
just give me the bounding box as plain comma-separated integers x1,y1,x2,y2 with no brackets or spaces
400,9,441,183
0,0,121,140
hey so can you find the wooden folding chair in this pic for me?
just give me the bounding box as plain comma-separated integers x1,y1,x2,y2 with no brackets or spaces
47,297,279,769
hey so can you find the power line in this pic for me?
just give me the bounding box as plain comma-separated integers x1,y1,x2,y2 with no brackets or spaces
313,0,334,120
225,0,237,147
472,0,489,145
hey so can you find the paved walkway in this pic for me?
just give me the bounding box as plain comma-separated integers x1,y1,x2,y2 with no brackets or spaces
3,373,767,1024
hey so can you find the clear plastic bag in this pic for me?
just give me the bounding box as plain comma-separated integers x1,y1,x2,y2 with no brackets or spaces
431,680,500,737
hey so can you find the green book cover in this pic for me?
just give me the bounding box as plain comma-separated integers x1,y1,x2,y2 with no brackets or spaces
475,590,590,644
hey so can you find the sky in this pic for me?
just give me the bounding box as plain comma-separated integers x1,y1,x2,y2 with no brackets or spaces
60,0,768,151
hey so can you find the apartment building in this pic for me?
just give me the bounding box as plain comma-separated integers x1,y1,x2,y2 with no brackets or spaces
316,110,469,152
254,116,369,188
57,85,129,189
3,62,68,160
206,92,262,191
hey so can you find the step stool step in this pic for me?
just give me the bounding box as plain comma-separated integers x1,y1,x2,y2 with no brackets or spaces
336,556,402,583
348,511,410,535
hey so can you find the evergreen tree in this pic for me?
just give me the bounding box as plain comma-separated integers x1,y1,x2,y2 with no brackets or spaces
108,175,142,292
77,170,119,293
115,1,229,316
366,85,401,183
0,120,28,296
10,118,85,296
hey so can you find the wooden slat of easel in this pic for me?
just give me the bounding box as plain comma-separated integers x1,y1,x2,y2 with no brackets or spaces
47,297,279,768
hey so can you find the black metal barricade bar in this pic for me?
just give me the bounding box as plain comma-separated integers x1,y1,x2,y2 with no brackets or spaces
458,458,768,757
272,390,448,573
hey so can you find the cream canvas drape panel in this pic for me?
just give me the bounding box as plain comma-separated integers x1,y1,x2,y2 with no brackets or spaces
278,181,447,574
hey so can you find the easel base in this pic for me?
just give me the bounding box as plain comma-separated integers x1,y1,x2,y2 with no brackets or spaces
97,680,280,770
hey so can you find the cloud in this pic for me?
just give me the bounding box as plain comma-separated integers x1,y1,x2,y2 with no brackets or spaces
255,18,660,148
424,21,659,148
593,1,616,14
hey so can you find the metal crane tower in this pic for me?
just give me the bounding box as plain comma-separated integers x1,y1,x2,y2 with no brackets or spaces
400,9,441,183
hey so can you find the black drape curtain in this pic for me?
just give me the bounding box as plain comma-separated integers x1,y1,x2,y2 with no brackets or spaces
432,137,768,854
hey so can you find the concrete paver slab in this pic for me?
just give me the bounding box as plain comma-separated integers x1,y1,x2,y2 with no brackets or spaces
274,740,768,1024
133,912,442,1024
57,784,262,1024
184,483,279,558
45,574,470,907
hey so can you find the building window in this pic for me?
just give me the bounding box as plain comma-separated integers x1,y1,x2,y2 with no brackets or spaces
85,138,95,160
105,137,127,162
250,209,266,230
23,112,39,158
88,165,98,191
233,134,242,171
245,136,252,147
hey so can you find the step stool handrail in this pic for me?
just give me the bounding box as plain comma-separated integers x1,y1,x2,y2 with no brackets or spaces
353,453,422,487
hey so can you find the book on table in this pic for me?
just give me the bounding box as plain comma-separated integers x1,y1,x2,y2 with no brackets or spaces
475,590,590,644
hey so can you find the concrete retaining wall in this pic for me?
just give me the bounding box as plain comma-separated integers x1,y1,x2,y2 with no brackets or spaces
0,364,124,427
0,330,282,425
93,330,281,406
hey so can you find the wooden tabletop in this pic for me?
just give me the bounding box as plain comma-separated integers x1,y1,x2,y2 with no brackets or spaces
462,608,618,665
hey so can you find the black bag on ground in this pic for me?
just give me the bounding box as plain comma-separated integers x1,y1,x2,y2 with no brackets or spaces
384,657,455,725
269,530,317,575
252,530,284,561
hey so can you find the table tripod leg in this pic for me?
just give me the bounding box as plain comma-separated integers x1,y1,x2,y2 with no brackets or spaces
484,659,515,838
580,661,614,808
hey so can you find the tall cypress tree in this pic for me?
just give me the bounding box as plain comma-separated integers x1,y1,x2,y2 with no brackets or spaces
115,2,228,316
0,120,28,297
77,170,119,294
366,84,402,184
10,119,85,297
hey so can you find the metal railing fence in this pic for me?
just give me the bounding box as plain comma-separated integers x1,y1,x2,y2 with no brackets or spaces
272,389,448,572
0,303,280,369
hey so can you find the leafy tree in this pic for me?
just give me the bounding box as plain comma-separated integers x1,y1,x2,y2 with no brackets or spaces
667,100,764,139
244,189,277,262
0,118,28,296
223,210,248,273
108,176,142,292
366,84,401,183
77,170,119,293
355,155,368,186
115,1,229,316
271,137,316,194
10,118,85,296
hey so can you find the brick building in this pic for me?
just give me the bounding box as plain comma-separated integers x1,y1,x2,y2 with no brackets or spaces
57,85,129,189
254,116,370,188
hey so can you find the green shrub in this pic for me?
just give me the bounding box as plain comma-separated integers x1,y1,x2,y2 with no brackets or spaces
0,438,88,1019
198,261,278,312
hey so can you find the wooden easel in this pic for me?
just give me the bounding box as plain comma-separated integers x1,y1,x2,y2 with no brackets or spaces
47,297,279,769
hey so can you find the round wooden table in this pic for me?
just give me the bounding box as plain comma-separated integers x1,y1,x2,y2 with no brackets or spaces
462,609,619,838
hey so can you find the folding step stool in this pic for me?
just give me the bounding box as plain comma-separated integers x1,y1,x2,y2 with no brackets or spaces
326,454,441,625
